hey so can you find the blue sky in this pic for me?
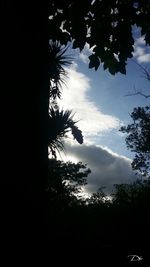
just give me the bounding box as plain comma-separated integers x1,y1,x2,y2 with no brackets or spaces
57,31,150,194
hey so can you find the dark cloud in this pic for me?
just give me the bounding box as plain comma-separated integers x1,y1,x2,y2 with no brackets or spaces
65,143,137,194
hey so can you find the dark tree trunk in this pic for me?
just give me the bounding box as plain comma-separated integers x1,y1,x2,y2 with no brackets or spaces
1,1,50,257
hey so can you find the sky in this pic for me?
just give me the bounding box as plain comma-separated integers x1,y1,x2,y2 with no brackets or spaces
57,29,150,195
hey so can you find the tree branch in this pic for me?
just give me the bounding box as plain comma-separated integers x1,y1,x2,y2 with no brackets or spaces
132,60,150,81
125,91,150,98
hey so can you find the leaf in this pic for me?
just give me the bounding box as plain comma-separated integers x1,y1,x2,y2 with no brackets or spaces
103,55,117,75
108,65,117,75
89,54,100,71
60,32,71,46
71,126,83,144
116,62,126,75
73,39,86,51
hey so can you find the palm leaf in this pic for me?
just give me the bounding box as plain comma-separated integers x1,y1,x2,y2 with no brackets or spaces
71,125,83,144
49,41,73,100
48,107,83,157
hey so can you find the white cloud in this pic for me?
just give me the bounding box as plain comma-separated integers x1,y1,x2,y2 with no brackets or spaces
137,54,150,63
135,36,146,45
65,143,137,194
133,46,145,57
79,53,89,64
58,64,120,140
133,36,150,63
78,43,94,64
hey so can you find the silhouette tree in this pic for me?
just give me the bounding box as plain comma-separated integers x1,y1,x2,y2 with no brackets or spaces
48,159,91,209
120,63,150,176
49,41,72,101
112,179,150,207
47,41,83,161
120,106,150,177
88,187,107,206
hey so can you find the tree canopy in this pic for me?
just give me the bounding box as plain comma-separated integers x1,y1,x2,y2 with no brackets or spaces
48,159,91,209
48,0,150,74
112,179,150,212
120,106,150,177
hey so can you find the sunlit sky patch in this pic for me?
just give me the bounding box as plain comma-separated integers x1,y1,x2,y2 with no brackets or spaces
58,63,120,137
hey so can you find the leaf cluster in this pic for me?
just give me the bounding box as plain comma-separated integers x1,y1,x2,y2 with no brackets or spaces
49,0,150,74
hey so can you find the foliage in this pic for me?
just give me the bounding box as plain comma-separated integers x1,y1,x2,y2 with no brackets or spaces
48,107,83,157
88,187,107,205
47,158,91,208
120,106,150,177
112,179,150,208
49,41,72,100
49,0,150,74
47,42,84,157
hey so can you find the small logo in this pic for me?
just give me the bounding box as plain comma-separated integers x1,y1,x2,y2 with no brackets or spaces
128,255,143,262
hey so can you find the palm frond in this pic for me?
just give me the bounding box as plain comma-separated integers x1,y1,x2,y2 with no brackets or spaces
49,138,65,159
48,107,84,157
49,41,73,100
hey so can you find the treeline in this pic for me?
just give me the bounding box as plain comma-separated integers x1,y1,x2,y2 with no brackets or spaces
47,158,150,255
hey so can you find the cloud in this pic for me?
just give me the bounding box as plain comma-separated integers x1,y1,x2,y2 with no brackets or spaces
133,46,145,57
78,43,95,64
137,54,150,63
65,143,137,194
133,36,150,63
79,52,89,64
135,36,146,45
58,63,120,140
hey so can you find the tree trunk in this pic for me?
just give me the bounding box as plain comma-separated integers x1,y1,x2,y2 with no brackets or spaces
1,1,50,257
